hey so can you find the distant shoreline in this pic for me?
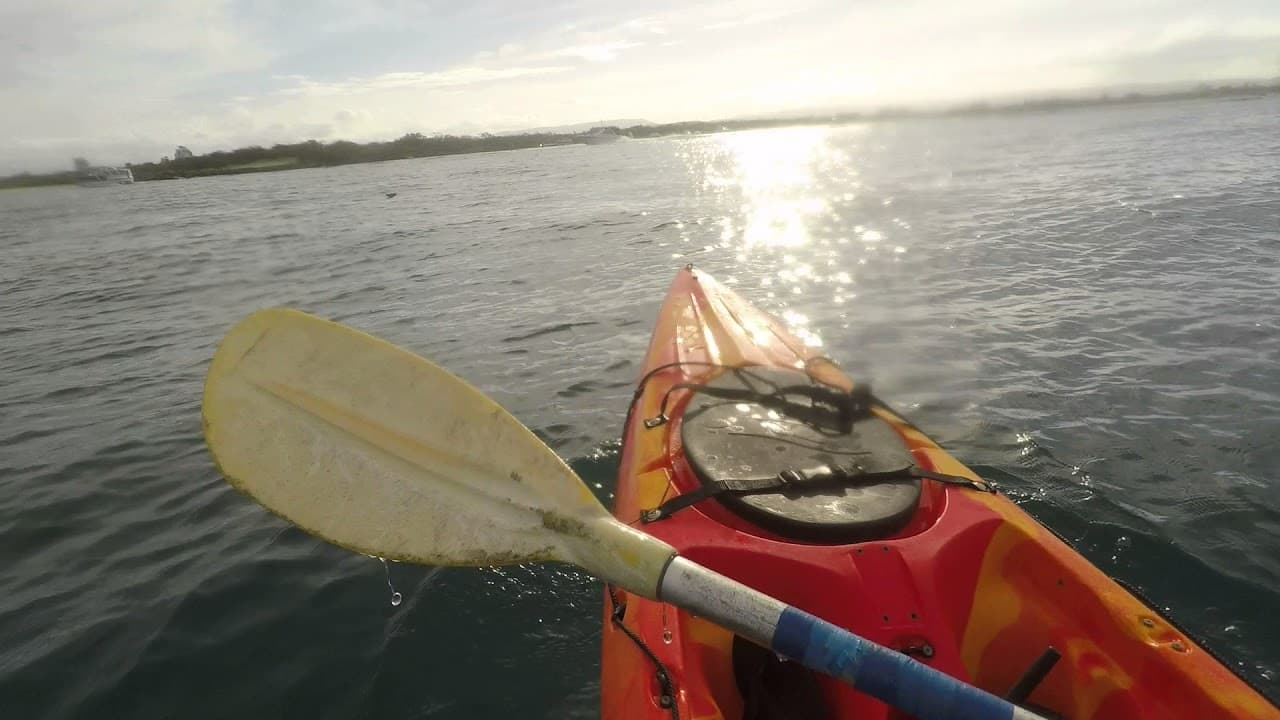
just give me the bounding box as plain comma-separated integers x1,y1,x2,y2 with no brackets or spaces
4,81,1275,189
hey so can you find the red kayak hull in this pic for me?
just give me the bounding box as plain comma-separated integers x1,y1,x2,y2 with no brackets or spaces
601,266,1276,719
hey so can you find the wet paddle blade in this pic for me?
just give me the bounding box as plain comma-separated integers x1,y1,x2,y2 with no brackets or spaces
202,308,1049,719
202,309,672,593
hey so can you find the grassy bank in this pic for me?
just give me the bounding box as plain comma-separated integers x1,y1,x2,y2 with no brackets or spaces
5,80,1275,189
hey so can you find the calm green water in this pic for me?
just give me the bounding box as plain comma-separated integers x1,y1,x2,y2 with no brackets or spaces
2,95,1278,717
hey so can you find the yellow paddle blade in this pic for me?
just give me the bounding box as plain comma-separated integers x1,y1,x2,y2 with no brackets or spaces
202,309,673,595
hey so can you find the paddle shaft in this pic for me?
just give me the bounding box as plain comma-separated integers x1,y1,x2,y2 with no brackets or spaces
201,307,1046,720
659,558,1048,720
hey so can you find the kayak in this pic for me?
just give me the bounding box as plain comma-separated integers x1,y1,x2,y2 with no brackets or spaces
601,266,1277,720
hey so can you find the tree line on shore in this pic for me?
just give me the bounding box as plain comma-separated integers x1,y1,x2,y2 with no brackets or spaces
132,132,581,180
3,80,1275,189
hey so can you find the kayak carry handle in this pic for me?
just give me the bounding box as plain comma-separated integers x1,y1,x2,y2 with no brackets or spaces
1005,647,1062,706
659,556,1051,720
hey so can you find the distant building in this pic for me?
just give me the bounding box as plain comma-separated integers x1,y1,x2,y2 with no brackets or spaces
72,157,133,186
174,145,194,160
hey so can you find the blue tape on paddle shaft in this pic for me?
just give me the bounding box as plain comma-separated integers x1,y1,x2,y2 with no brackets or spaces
773,607,1015,720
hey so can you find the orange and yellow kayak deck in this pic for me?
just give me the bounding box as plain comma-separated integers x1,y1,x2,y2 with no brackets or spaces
601,266,1277,719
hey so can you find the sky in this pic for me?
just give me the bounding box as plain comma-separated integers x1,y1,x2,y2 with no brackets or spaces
1,0,1278,174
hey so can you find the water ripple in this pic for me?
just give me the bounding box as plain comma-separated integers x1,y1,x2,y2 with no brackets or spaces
1,96,1277,716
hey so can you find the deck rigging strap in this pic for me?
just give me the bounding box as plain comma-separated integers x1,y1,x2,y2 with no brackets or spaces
642,465,991,523
607,585,679,720
628,361,995,524
642,376,873,431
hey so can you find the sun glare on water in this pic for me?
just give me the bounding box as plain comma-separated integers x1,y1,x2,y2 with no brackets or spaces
708,126,831,250
684,126,863,347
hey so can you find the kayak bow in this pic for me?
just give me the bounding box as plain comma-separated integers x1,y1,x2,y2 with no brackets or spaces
201,304,1045,720
198,267,1277,720
601,266,1277,720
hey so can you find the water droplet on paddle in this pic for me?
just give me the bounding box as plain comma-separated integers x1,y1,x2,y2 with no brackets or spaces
390,592,403,607
662,630,673,644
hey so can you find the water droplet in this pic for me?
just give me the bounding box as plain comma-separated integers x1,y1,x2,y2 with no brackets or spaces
379,557,402,608
662,630,673,644
1109,535,1132,563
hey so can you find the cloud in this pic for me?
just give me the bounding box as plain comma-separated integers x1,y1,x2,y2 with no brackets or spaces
277,65,575,97
704,10,799,31
0,0,271,91
553,42,643,63
1098,30,1280,84
2,0,1279,173
618,16,668,35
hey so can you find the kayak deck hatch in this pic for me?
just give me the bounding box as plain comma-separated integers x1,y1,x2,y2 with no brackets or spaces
601,266,1279,720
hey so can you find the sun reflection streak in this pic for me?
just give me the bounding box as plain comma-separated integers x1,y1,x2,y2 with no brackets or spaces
713,128,835,344
703,127,832,250
680,123,907,349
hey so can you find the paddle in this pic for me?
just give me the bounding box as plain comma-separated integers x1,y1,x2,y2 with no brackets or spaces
202,308,1047,720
